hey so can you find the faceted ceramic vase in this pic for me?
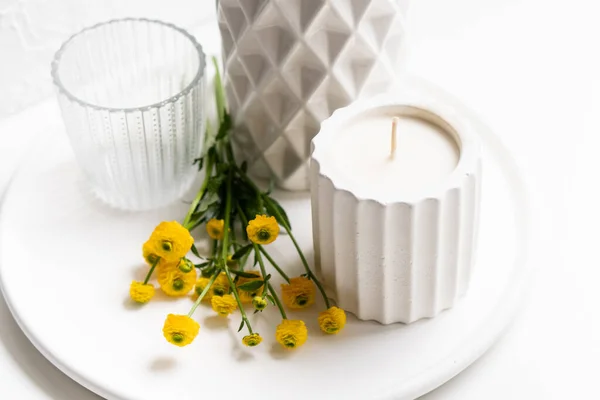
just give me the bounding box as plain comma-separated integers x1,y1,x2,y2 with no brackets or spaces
218,0,409,190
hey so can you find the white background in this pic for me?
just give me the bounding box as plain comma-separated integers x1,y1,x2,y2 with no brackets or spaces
0,0,599,398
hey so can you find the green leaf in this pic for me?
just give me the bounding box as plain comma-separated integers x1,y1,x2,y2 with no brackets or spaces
216,113,232,140
264,274,271,282
232,244,252,260
192,157,204,171
237,319,245,332
237,280,265,292
207,175,225,194
266,178,275,195
195,261,210,269
191,244,201,258
267,196,292,230
197,192,220,214
266,294,276,306
229,269,261,279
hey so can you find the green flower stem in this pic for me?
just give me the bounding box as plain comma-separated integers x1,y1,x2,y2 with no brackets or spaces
204,239,218,271
237,205,289,320
212,57,225,124
237,204,289,283
183,154,214,230
235,168,330,307
255,249,288,320
267,282,287,320
230,219,238,252
142,258,160,285
258,246,290,283
222,169,254,334
263,196,331,309
187,269,220,317
212,239,219,257
224,139,236,165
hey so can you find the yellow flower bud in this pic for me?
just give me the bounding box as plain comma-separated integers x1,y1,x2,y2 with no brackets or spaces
275,319,308,350
281,277,316,309
211,294,238,316
162,314,200,347
157,262,196,297
252,296,267,311
242,333,263,347
129,281,155,304
178,258,194,273
246,215,279,245
206,218,225,240
143,221,194,263
318,306,347,335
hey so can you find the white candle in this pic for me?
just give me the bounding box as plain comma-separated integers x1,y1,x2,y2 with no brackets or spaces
310,95,481,324
326,107,460,200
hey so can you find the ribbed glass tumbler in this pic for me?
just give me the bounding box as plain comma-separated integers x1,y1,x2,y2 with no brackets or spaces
52,19,206,211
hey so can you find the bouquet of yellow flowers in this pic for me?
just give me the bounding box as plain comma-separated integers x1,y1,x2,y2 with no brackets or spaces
129,58,346,350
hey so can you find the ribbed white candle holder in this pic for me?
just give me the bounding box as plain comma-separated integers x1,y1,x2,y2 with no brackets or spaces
310,94,482,324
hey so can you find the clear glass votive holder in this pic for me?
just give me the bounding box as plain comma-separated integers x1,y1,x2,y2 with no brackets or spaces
51,18,206,211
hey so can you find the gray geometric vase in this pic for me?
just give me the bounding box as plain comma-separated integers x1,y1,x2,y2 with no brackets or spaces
218,0,409,190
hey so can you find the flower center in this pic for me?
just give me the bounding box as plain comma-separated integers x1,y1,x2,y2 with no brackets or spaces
173,278,184,291
195,285,205,296
284,340,296,348
172,333,184,343
146,253,159,264
211,228,221,237
296,295,308,306
213,287,225,296
257,229,271,241
161,241,173,252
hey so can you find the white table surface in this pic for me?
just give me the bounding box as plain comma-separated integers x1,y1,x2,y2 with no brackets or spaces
1,0,599,398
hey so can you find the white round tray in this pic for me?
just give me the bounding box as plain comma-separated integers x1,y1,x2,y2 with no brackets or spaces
0,79,531,400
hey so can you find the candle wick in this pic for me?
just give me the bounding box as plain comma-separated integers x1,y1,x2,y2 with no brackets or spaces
390,117,399,160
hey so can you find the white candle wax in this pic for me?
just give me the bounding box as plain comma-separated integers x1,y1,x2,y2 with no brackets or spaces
325,107,460,199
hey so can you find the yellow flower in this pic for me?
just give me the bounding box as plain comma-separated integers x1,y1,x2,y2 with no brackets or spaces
206,218,225,240
242,333,263,347
236,271,264,303
144,221,194,263
275,319,308,350
157,262,197,297
281,276,316,309
211,272,230,297
142,241,160,266
318,306,347,334
129,281,155,303
246,215,279,245
252,296,268,311
162,314,200,347
211,294,238,316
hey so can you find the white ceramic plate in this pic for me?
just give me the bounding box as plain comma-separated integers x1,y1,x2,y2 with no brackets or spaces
0,79,531,400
